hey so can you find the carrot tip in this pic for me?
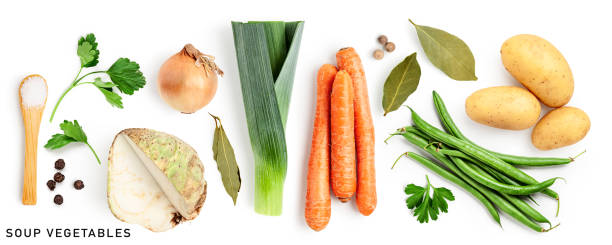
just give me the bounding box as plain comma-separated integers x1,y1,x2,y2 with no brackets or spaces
338,197,351,203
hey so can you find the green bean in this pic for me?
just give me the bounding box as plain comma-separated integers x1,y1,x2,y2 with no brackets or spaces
432,90,574,166
459,155,540,205
451,155,561,195
400,132,561,195
410,108,555,189
402,125,558,200
412,107,562,214
402,126,543,204
401,126,430,140
395,133,500,224
464,160,551,226
398,132,558,231
405,152,546,232
401,124,561,215
474,161,518,184
444,151,543,205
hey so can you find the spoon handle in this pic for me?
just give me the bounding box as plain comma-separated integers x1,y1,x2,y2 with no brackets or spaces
22,108,42,205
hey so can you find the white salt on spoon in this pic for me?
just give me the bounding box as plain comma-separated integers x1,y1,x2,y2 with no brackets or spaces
19,75,48,205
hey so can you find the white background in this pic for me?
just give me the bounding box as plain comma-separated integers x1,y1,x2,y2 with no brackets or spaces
1,0,610,244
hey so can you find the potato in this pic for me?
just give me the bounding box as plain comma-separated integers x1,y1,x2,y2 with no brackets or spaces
501,34,573,108
465,86,541,130
532,107,590,150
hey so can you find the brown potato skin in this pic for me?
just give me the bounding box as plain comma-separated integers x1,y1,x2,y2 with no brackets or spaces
531,107,590,150
465,86,541,130
501,34,573,108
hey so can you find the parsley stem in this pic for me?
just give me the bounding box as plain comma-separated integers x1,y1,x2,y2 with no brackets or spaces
76,70,106,82
425,175,433,198
85,142,102,165
49,70,107,122
71,67,83,86
76,82,95,86
49,83,77,122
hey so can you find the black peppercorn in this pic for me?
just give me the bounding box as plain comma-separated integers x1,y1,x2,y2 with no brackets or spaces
74,180,84,190
53,172,65,183
54,159,65,170
53,194,63,205
46,180,56,191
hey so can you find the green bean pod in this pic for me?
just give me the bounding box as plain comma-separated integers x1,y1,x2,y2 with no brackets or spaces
402,124,559,214
399,132,551,231
432,90,572,166
406,153,545,232
425,96,563,200
473,161,522,186
397,133,500,224
464,151,560,215
452,156,561,195
401,127,542,204
402,125,559,200
401,126,430,140
471,162,539,204
410,108,552,189
464,160,551,226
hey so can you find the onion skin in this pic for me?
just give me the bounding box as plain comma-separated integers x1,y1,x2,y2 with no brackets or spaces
158,45,220,114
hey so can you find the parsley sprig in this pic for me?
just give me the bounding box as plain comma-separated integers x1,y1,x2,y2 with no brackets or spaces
405,175,455,223
49,33,146,122
44,120,101,165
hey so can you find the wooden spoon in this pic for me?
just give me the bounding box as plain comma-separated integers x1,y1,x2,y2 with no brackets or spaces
19,74,48,205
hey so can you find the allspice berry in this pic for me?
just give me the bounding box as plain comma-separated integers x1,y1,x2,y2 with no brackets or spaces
377,35,388,45
54,159,65,170
384,42,396,52
373,49,384,60
53,194,63,205
53,172,65,183
74,180,85,190
47,180,56,191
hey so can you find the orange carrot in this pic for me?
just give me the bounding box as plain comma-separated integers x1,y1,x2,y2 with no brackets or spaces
336,47,377,216
330,70,357,203
305,64,336,231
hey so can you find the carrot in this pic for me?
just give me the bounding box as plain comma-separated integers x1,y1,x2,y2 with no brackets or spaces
305,64,336,231
336,47,377,216
330,70,357,203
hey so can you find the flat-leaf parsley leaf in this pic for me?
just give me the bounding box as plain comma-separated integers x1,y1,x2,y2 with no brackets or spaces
49,33,146,122
77,33,99,68
45,120,101,165
93,77,123,108
405,175,455,223
106,58,146,95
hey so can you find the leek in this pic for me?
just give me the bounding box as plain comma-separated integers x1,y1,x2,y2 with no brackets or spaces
231,21,304,215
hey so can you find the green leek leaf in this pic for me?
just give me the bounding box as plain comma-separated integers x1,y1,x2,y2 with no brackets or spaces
249,21,287,79
274,21,304,127
231,21,304,216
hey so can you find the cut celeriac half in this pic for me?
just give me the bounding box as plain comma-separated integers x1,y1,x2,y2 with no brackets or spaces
108,129,207,232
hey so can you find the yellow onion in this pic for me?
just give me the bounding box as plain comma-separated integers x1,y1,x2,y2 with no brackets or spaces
158,44,223,113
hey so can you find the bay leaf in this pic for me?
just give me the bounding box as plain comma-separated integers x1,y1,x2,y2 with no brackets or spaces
383,53,421,116
210,113,241,205
409,19,477,81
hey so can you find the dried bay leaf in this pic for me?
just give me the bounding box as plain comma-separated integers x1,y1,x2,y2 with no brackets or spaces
382,53,421,115
211,113,241,205
409,19,477,81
